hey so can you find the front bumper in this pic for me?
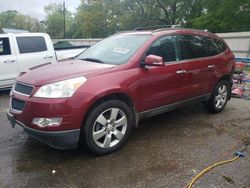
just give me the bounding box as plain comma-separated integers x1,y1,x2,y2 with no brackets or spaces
7,111,80,150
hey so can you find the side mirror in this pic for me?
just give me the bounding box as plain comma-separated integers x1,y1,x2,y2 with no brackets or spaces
142,55,164,67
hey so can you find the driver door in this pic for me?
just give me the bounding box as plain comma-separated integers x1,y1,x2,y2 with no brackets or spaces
139,35,186,112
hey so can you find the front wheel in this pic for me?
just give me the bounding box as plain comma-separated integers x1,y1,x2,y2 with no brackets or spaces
206,80,230,113
80,100,133,155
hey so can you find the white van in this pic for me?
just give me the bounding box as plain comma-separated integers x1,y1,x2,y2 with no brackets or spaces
0,33,86,90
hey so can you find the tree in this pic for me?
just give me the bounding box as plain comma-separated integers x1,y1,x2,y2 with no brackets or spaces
0,10,43,32
0,10,18,31
76,0,123,38
120,0,162,30
14,14,43,32
120,0,208,29
44,3,75,38
190,0,250,32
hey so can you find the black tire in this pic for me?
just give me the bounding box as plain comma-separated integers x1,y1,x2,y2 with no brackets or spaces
206,80,230,113
80,100,133,155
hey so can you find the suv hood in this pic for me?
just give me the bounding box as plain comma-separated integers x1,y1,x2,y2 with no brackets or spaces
18,60,115,86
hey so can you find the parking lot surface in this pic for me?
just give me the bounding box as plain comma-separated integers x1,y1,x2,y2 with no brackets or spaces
0,90,249,188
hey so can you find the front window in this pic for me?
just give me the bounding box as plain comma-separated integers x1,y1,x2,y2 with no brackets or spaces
146,35,179,62
76,34,151,65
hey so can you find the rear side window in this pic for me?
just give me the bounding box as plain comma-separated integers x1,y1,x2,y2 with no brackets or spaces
146,35,178,62
203,37,220,56
179,35,207,60
0,37,11,55
213,38,227,53
16,36,47,54
203,37,227,56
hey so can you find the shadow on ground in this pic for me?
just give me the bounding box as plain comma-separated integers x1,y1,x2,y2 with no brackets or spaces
0,95,249,188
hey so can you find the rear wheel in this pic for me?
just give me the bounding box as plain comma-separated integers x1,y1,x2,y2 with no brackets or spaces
80,100,133,155
206,80,230,113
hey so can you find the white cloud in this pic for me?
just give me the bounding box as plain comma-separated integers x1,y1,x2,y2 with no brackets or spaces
0,0,80,20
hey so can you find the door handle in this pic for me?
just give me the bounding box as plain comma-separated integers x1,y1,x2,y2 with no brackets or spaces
176,70,186,74
208,64,215,68
3,59,15,64
43,55,53,59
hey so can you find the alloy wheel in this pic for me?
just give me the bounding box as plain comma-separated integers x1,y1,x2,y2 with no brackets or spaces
92,108,127,148
214,85,228,109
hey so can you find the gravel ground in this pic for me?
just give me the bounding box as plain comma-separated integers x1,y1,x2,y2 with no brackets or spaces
0,90,249,188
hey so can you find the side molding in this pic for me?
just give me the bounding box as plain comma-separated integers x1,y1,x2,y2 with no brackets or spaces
139,94,211,120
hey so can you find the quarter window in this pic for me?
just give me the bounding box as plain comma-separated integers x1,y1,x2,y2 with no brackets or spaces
203,37,220,56
0,37,11,56
213,38,226,53
146,35,178,62
16,36,47,54
179,35,207,60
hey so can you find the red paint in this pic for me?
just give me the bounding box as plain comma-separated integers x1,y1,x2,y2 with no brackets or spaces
10,29,235,132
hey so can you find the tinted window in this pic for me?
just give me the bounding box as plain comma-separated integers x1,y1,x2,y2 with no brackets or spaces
213,38,226,53
179,35,207,60
146,35,178,62
0,37,11,55
17,36,47,54
203,37,220,56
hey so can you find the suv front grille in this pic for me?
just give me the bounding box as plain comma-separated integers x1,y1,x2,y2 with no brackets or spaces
11,98,25,112
14,82,33,96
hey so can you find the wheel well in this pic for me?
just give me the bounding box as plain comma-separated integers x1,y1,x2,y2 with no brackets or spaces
82,93,137,128
218,75,232,100
219,75,231,83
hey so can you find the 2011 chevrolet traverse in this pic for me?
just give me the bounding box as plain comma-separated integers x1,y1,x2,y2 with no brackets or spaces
7,28,235,155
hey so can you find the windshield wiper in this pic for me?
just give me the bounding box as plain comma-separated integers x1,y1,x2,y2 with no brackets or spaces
81,58,104,64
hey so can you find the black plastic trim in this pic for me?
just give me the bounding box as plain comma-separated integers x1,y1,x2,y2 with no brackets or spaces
139,94,211,119
7,111,80,150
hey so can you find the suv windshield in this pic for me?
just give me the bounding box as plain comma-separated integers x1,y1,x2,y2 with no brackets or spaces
77,34,151,65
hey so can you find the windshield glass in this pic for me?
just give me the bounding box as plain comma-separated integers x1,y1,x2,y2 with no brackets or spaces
76,34,151,65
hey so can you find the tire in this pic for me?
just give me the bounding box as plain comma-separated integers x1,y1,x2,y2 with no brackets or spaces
206,80,230,113
80,100,133,155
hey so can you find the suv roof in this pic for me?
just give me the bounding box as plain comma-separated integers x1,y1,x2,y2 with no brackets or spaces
117,28,219,39
0,32,49,38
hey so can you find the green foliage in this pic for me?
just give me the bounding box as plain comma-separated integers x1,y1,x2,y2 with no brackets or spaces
0,10,44,33
190,0,250,32
75,0,123,38
108,0,207,29
120,0,161,29
44,3,75,39
0,10,17,31
75,0,211,37
1,0,250,38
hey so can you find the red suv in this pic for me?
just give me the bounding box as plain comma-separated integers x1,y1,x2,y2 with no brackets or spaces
7,28,235,155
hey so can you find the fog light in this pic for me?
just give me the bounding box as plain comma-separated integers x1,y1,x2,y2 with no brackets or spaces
32,118,62,128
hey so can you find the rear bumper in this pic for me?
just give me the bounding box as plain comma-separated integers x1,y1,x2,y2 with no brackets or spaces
7,111,80,150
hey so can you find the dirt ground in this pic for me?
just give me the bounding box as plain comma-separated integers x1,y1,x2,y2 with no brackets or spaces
0,90,249,188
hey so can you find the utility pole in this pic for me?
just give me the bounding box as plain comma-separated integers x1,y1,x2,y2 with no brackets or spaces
63,1,66,39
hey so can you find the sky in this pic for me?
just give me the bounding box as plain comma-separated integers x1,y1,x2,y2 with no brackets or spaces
0,0,81,20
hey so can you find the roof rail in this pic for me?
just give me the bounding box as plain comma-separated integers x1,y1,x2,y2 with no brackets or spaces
134,25,181,31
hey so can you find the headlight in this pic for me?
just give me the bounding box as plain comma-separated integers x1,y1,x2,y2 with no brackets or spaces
34,77,87,98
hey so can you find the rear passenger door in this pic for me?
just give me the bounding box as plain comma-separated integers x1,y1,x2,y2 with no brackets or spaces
177,35,216,98
15,36,55,72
